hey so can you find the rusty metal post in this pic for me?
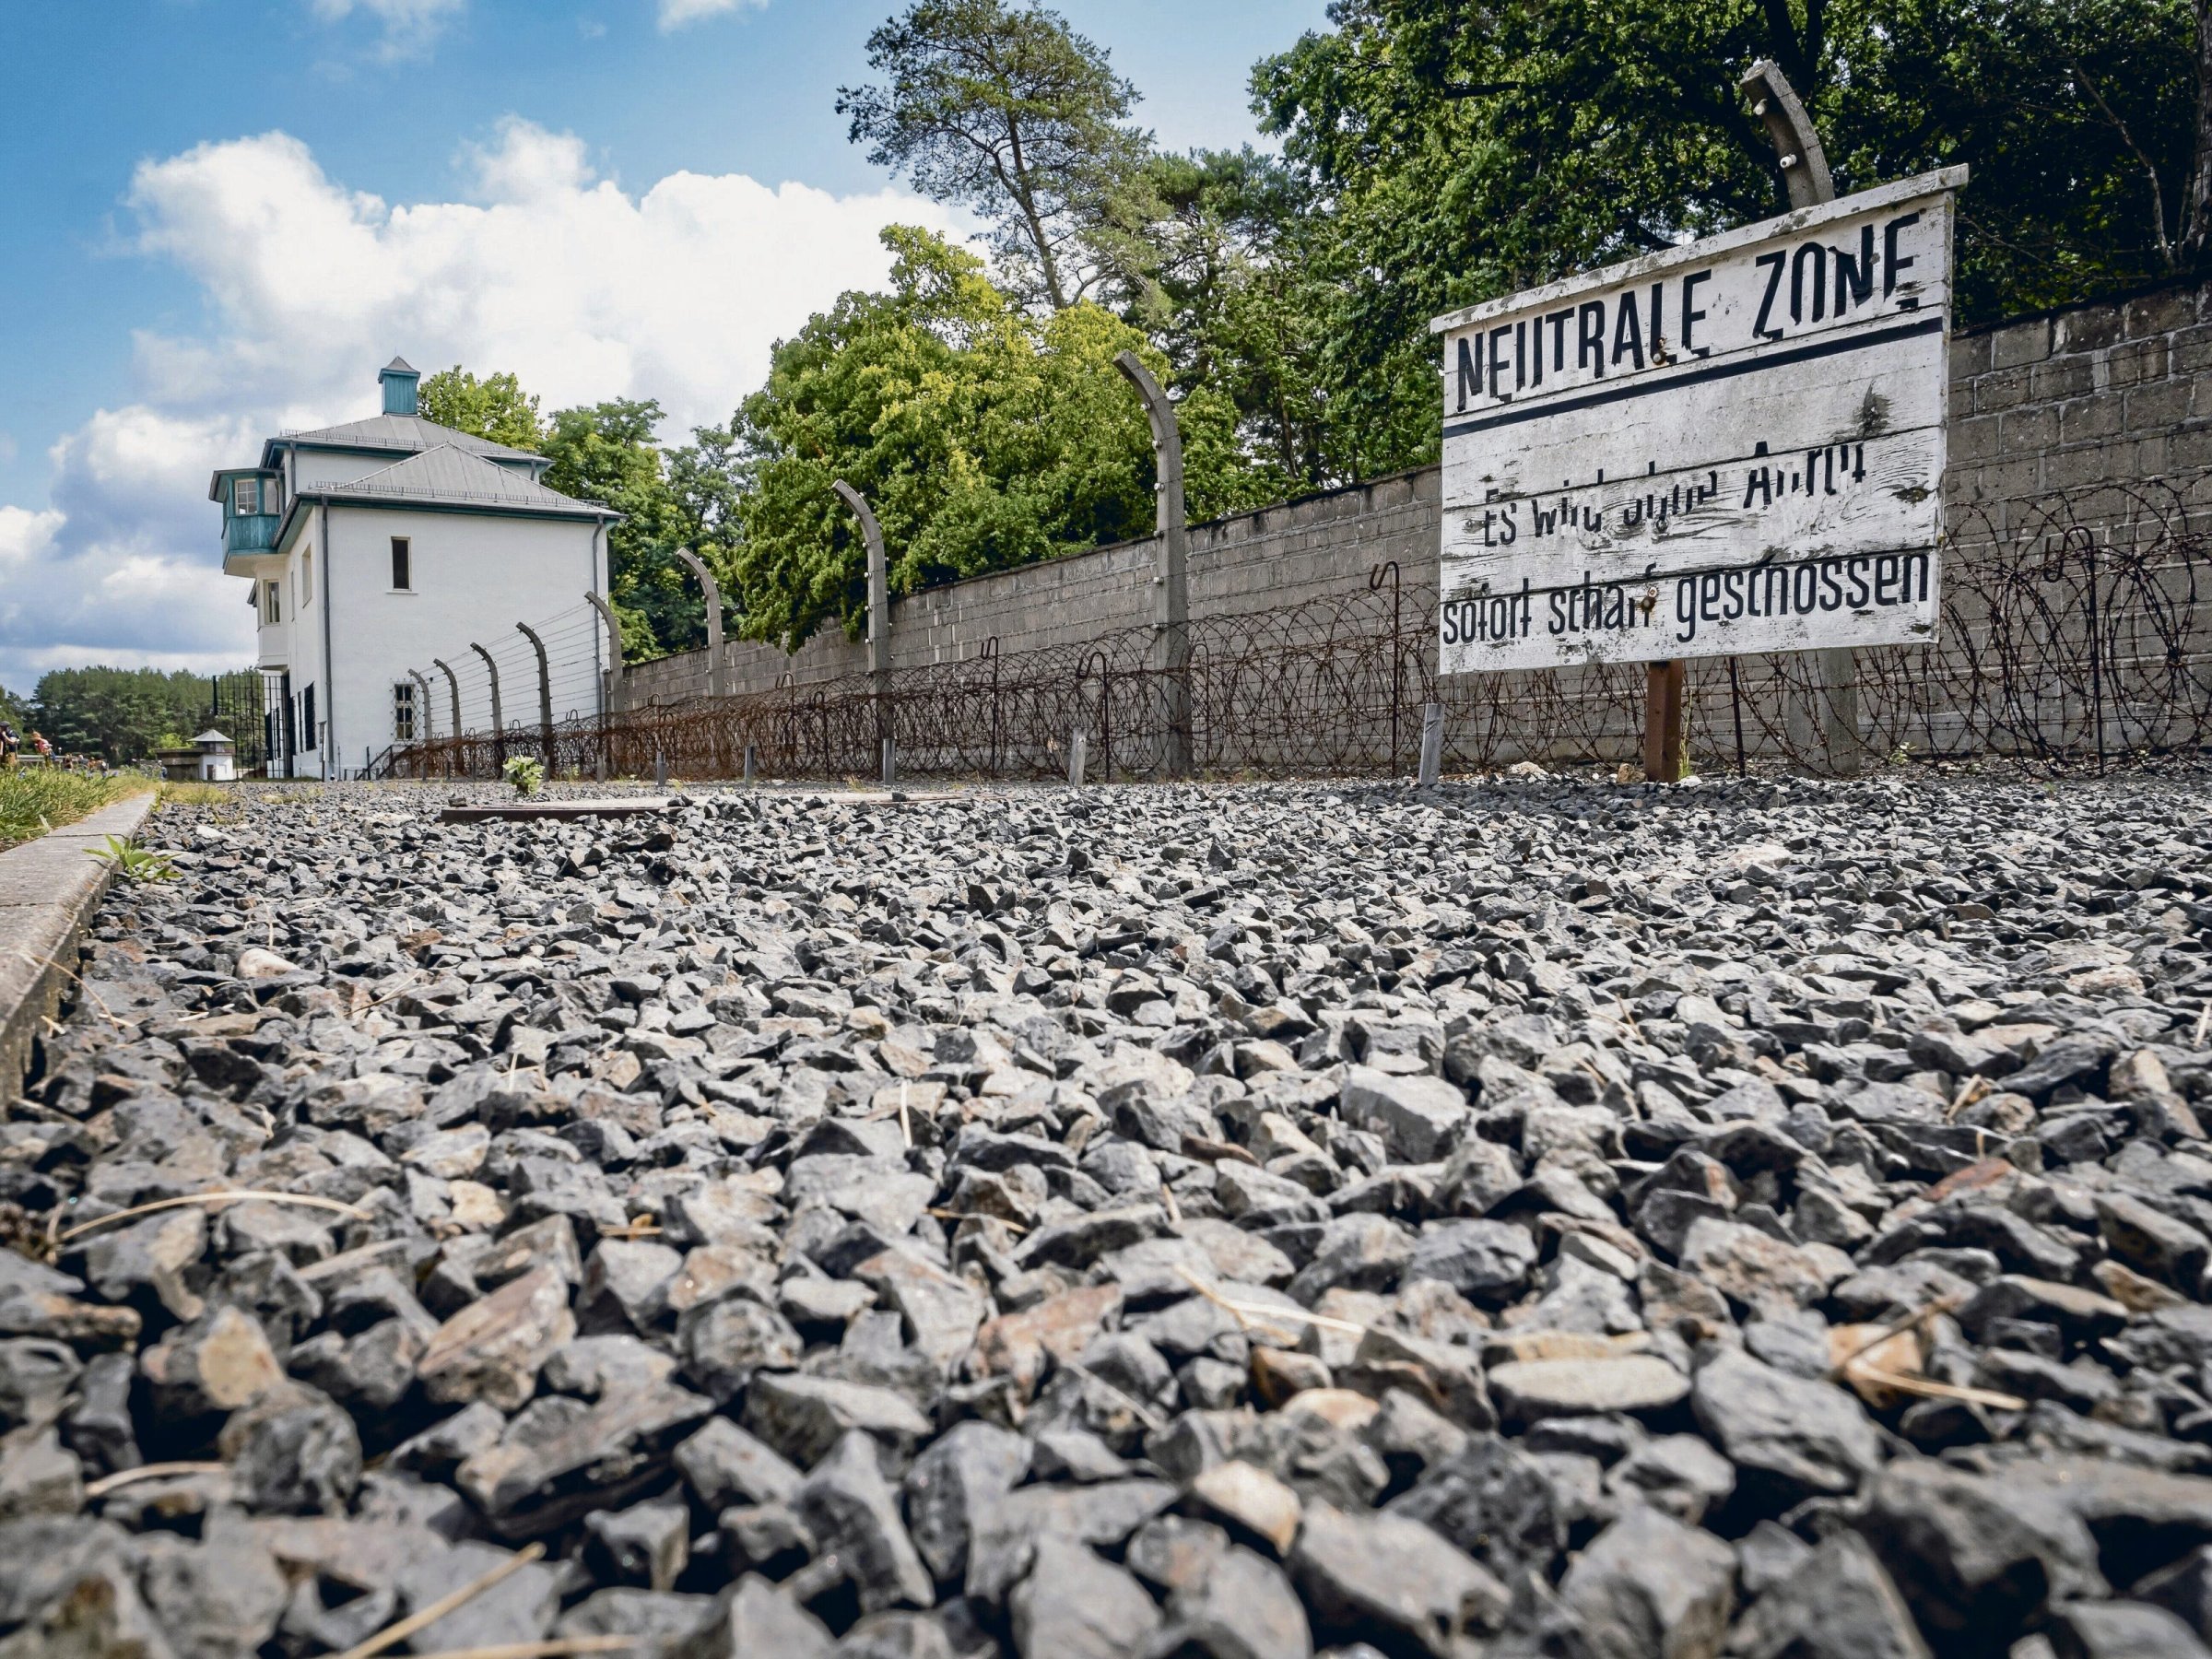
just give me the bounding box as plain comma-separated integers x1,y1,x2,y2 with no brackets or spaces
515,621,555,763
469,642,505,771
1113,352,1193,779
673,547,728,700
831,481,891,765
1644,662,1688,782
1743,58,1858,775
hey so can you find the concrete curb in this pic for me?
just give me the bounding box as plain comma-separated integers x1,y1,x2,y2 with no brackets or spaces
0,790,159,1103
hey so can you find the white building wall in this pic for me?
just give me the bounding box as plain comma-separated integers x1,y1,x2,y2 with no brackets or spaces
288,519,330,774
319,504,604,775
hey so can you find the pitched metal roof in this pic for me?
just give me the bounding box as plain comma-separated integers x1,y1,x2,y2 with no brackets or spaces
304,443,618,517
265,412,542,465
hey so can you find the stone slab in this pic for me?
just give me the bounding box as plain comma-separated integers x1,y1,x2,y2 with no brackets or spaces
440,798,674,823
0,789,157,1102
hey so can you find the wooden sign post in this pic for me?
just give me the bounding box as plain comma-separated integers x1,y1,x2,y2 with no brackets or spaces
1646,61,1836,783
1643,661,1686,782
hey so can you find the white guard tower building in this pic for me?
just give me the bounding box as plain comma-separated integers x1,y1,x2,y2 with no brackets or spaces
211,359,620,777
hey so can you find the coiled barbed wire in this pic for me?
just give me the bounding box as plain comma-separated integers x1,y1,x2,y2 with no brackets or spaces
382,478,2211,783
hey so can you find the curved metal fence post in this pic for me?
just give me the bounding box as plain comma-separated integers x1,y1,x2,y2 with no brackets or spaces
584,592,627,780
1113,350,1192,779
516,621,555,764
1741,57,1835,210
432,658,463,776
585,588,627,706
1370,560,1402,775
982,636,1002,777
407,669,436,779
831,480,891,763
673,547,729,700
1743,57,1856,776
469,641,505,771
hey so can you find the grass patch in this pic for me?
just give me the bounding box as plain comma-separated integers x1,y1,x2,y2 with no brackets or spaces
0,770,149,851
157,780,238,810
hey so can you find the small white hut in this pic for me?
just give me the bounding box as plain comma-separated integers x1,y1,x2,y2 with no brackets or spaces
189,730,236,782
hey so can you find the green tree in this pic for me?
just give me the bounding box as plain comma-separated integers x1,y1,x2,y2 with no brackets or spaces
838,0,1151,309
664,420,749,641
1249,0,2212,477
1092,147,1347,490
29,666,215,763
1829,0,2212,314
730,225,1266,649
418,366,546,450
540,399,689,659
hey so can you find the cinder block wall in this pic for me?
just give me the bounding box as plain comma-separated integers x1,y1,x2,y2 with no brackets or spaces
1947,285,2212,542
624,280,2212,711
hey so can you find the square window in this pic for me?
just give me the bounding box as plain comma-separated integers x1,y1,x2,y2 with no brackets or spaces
232,478,258,514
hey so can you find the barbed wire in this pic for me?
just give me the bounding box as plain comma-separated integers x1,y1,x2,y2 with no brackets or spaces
380,479,2212,782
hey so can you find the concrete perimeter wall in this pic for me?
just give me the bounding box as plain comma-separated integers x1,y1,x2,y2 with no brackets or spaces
625,279,2212,709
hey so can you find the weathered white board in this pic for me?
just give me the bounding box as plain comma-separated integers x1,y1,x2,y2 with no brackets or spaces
1431,168,1963,675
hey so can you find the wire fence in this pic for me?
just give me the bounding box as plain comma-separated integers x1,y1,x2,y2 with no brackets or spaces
382,479,2212,784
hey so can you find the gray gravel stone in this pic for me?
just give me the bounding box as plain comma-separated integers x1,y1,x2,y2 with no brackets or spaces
1009,1534,1162,1658
1559,1503,1735,1659
22,771,2212,1654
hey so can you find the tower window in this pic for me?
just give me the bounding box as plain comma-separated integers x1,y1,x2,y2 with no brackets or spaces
391,537,412,591
262,580,281,624
393,681,418,741
233,478,259,514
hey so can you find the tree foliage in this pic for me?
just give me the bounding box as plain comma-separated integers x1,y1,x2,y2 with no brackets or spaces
418,367,546,452
838,0,1149,309
536,399,693,659
29,667,219,762
1247,0,2212,476
728,227,1273,649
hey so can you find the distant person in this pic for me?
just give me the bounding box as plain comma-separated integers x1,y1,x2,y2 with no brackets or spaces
0,723,17,768
30,731,51,761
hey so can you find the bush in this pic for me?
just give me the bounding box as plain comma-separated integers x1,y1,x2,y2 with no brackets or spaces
503,756,546,798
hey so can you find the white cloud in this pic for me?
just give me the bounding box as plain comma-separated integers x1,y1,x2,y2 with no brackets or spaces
657,0,766,30
0,119,955,689
308,0,468,61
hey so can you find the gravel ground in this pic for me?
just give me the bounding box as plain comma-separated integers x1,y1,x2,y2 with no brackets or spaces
6,769,2212,1658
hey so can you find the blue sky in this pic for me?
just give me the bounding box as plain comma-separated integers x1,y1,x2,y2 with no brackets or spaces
0,0,1331,689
